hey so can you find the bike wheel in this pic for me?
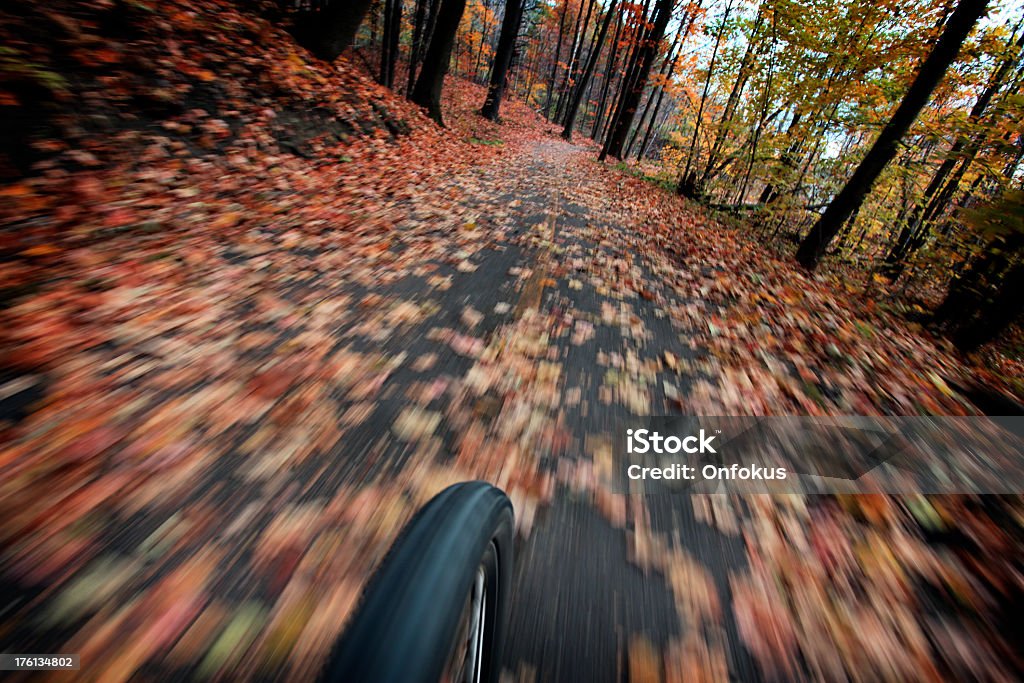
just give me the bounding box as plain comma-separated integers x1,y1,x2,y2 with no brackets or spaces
323,482,514,683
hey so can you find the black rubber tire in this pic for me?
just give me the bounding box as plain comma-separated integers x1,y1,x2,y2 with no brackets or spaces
322,482,514,683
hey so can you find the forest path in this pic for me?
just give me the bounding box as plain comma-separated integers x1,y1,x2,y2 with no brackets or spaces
479,140,761,682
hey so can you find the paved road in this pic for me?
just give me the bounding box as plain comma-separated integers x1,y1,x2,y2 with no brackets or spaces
478,143,760,681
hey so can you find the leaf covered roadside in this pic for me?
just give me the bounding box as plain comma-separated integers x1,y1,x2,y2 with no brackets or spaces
1,0,1022,681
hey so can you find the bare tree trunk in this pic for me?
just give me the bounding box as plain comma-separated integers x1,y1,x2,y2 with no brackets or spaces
567,0,607,122
544,1,571,119
407,0,432,96
600,0,649,147
598,0,650,156
676,0,735,197
473,0,494,82
482,0,526,119
796,0,989,269
735,9,778,204
556,0,595,122
591,6,624,139
562,0,617,139
601,0,668,161
379,0,403,87
626,15,685,158
411,0,468,125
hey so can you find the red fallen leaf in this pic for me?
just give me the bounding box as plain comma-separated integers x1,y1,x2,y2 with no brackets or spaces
270,390,316,424
248,368,293,399
93,48,122,64
0,182,35,199
65,427,123,463
268,546,304,595
103,208,137,227
20,536,94,585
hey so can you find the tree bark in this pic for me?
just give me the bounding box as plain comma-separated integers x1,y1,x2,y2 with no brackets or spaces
406,0,432,96
698,2,764,191
562,0,617,139
795,0,989,270
567,0,606,122
601,0,670,161
635,5,699,160
591,6,623,139
676,0,734,197
481,0,526,119
625,21,680,157
597,0,648,147
735,10,778,205
379,0,403,88
544,1,570,119
411,0,468,125
555,0,595,122
473,0,494,82
882,24,1024,274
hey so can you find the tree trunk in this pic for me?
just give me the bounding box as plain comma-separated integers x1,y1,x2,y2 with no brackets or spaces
556,0,595,122
562,0,617,139
735,12,778,205
601,0,670,161
380,0,393,83
757,109,800,204
473,0,494,82
293,0,376,63
598,0,651,158
544,2,570,120
882,24,1024,274
481,0,526,119
411,0,468,125
406,0,432,96
698,3,764,191
379,0,403,88
591,6,624,139
597,0,649,146
635,5,699,160
625,19,682,157
567,0,606,122
676,0,735,197
795,0,989,270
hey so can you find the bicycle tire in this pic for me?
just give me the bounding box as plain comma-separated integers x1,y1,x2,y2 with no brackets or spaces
322,481,514,683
